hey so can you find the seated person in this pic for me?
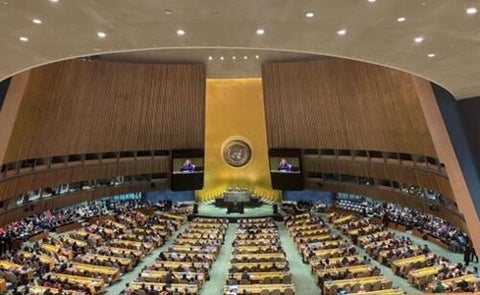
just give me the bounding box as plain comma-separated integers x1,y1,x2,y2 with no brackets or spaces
277,158,292,172
180,159,196,173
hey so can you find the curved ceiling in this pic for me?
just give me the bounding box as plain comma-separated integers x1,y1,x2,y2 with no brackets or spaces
1,0,479,99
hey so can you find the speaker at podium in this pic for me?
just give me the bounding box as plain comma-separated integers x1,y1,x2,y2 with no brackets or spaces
193,203,199,214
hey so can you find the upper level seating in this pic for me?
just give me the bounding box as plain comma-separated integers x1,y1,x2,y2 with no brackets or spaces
225,218,295,295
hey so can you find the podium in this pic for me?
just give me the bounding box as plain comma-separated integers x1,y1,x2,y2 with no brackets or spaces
227,202,244,214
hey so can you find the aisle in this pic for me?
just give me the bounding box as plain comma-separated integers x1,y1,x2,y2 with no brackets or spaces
200,223,237,295
276,222,322,295
105,222,189,295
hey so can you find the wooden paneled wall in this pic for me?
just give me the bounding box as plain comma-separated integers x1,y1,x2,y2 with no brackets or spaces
0,157,169,201
3,60,205,163
262,59,437,157
303,156,453,199
308,181,466,232
0,181,166,226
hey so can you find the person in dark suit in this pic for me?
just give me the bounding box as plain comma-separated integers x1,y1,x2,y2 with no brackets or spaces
277,158,292,172
180,159,196,173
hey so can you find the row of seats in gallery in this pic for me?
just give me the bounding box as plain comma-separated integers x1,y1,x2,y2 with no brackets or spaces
224,218,295,295
286,212,400,295
124,217,228,295
0,208,182,294
328,209,480,293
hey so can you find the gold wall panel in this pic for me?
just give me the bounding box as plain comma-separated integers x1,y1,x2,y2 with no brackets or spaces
197,79,279,202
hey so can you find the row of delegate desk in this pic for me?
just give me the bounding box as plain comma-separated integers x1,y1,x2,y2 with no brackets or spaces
328,211,480,293
124,217,228,295
287,212,401,295
9,210,184,294
225,218,295,295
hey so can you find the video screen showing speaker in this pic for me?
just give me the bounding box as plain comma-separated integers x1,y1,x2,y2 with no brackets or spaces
171,149,204,191
269,149,304,190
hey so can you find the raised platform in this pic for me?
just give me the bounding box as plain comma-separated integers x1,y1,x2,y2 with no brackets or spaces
190,203,281,223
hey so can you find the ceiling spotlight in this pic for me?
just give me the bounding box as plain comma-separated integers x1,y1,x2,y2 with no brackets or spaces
397,17,406,22
466,7,478,15
414,36,424,43
368,0,376,2
337,29,347,35
19,36,28,42
50,0,58,2
305,12,314,18
255,55,259,59
220,56,224,60
32,19,42,24
243,56,248,60
427,53,436,58
232,56,236,60
97,31,106,38
176,29,185,36
164,9,173,15
208,56,212,61
256,28,265,35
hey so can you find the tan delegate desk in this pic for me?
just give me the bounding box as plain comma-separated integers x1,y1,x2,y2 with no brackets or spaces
152,261,211,271
309,255,362,271
360,289,403,295
49,273,105,294
98,246,144,260
323,276,391,294
377,245,420,264
332,215,356,225
223,283,295,295
175,238,223,247
304,248,344,260
232,252,286,262
168,245,219,256
41,244,73,260
295,234,336,243
72,263,120,282
120,234,164,247
160,252,215,263
291,224,324,232
407,265,442,284
61,236,88,248
0,278,6,293
0,260,33,280
110,239,154,252
440,274,476,289
391,255,427,274
140,270,205,285
236,228,278,234
317,264,375,279
363,239,395,255
102,220,127,230
74,230,102,242
18,252,55,271
235,233,278,240
80,254,133,271
30,285,86,295
358,232,392,245
163,213,186,222
233,245,282,254
347,225,379,237
127,281,197,295
228,271,290,284
234,239,275,247
229,261,288,272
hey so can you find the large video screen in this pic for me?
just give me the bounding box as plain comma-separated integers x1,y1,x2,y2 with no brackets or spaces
171,150,204,191
269,149,304,190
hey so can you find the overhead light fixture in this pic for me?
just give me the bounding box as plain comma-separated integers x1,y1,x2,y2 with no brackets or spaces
176,29,185,36
255,55,259,59
232,56,236,60
164,9,173,15
50,0,58,2
427,53,436,58
368,0,376,2
414,36,424,43
305,12,314,18
220,56,224,60
337,29,347,35
256,28,265,35
97,31,106,38
397,17,406,22
32,18,42,24
466,7,478,15
208,56,213,61
19,36,28,42
243,56,248,60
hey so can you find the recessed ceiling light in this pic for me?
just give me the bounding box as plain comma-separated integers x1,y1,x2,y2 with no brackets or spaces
256,28,265,35
50,0,58,2
164,9,173,15
32,18,42,24
19,36,28,42
427,53,436,58
243,56,248,60
208,56,212,61
466,7,478,15
255,55,259,59
176,29,185,36
97,31,106,38
220,56,224,60
232,56,236,60
414,36,424,43
397,17,406,22
337,29,347,35
3,1,8,5
305,12,314,18
368,0,376,2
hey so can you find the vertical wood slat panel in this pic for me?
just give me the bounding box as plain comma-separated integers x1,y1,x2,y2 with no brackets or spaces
3,60,206,163
262,59,437,157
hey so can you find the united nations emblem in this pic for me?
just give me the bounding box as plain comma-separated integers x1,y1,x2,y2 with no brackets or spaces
222,139,252,167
